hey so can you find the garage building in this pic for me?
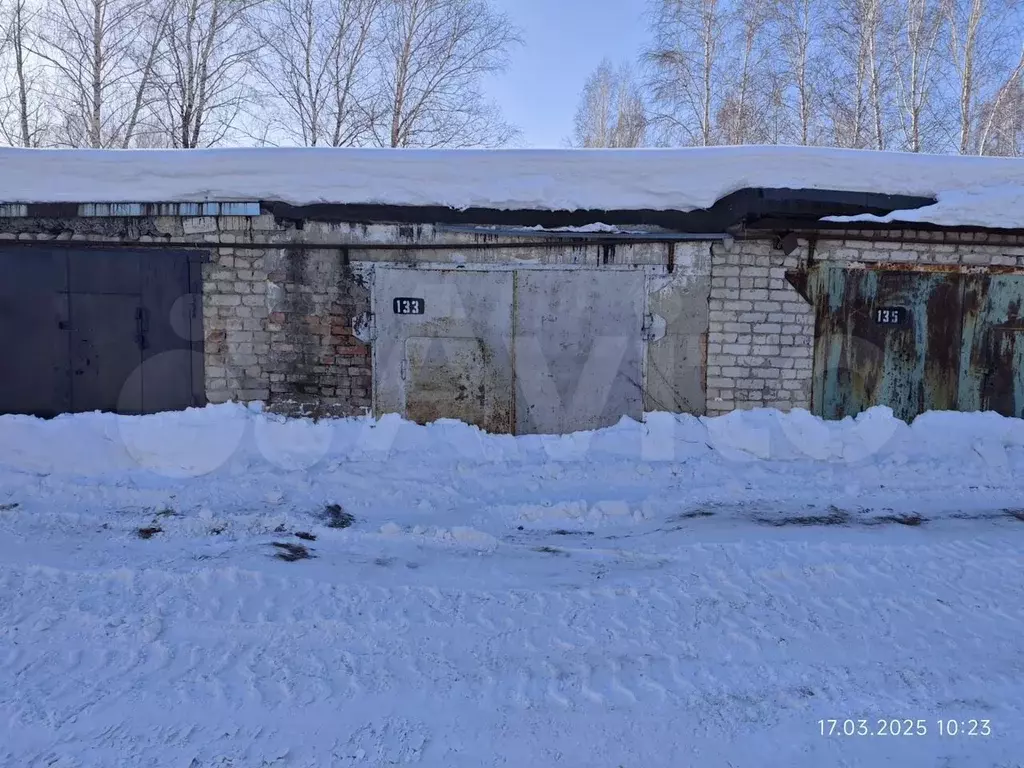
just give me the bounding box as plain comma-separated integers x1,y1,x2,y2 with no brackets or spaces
2,146,1023,431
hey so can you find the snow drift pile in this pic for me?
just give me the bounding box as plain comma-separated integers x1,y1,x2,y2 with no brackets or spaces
2,404,1024,526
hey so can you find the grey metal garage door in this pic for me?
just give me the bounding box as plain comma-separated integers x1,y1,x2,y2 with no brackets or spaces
372,267,646,434
373,268,514,433
514,269,645,434
0,247,205,417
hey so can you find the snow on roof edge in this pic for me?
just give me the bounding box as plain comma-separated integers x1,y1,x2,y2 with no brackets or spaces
3,145,1024,230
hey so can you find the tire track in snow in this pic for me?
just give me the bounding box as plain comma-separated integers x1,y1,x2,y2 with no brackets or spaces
1,535,1024,762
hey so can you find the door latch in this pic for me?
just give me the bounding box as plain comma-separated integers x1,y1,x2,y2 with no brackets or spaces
135,307,149,350
641,312,665,342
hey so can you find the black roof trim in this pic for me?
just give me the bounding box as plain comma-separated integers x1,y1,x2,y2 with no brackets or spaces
265,187,937,232
26,203,80,218
15,187,941,233
747,216,1024,238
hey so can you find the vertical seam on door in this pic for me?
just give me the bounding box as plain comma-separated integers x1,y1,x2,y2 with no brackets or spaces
64,250,73,412
369,264,378,419
511,270,518,435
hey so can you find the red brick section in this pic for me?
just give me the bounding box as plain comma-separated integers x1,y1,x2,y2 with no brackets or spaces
264,263,372,418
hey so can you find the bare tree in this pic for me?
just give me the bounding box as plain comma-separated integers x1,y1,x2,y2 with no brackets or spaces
820,0,878,148
718,0,772,144
977,45,1024,154
29,0,167,148
761,69,791,144
646,0,729,146
151,0,262,148
369,0,520,148
571,59,648,147
248,0,380,146
946,0,984,152
775,0,827,145
944,0,1019,153
0,0,49,146
863,0,891,148
891,0,944,151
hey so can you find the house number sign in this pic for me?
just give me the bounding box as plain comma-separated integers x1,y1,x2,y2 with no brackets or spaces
874,307,908,325
393,297,425,315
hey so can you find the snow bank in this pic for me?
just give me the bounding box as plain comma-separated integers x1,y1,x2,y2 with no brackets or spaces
4,146,1024,228
703,406,909,462
4,402,1024,482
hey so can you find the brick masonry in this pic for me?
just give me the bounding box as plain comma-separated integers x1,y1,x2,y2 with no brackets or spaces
706,239,814,415
199,227,372,418
706,232,1024,416
5,212,1024,421
193,219,662,419
0,213,373,418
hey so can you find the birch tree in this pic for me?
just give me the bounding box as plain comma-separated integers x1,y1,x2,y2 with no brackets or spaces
843,0,892,150
646,0,729,146
717,0,772,144
571,59,648,147
248,0,380,146
29,0,168,148
821,0,872,147
944,0,1018,153
946,0,984,152
369,0,520,148
775,0,826,145
0,0,49,146
151,0,263,148
891,0,944,151
864,0,891,148
977,46,1024,154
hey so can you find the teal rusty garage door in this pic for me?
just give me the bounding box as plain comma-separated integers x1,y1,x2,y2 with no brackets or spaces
960,274,1024,416
809,266,1024,421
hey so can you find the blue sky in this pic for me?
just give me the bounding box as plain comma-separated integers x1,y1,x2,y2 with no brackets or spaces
485,0,649,148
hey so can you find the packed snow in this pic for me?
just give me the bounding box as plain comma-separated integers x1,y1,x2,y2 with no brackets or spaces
4,146,1024,229
2,403,1024,767
825,183,1024,230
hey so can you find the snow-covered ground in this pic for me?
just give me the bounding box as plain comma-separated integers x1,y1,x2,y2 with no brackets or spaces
2,404,1024,767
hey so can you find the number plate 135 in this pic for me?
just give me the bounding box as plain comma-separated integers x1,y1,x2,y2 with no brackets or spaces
875,306,907,325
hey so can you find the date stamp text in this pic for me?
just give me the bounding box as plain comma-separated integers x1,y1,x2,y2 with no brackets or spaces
818,719,992,737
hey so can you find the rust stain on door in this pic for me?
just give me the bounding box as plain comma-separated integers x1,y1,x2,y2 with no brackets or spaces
959,274,1024,418
374,269,514,433
810,265,1024,421
403,336,490,429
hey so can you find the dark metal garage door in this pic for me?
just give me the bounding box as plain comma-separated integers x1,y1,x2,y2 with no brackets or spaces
0,247,205,417
808,265,1024,421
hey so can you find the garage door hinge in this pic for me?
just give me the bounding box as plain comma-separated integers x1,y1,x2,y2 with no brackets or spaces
642,313,656,341
354,311,375,342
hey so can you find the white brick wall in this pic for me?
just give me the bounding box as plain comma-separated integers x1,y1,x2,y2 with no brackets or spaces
706,239,813,416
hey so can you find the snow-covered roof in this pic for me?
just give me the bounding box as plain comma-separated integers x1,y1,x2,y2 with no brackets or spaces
3,145,1024,230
